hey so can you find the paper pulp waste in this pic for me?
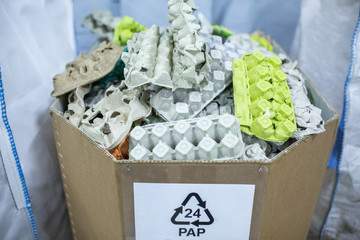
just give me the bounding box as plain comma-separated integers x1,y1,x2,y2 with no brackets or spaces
51,42,123,97
52,0,326,161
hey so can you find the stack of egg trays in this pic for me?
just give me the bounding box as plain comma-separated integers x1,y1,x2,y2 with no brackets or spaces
150,46,234,122
129,114,245,161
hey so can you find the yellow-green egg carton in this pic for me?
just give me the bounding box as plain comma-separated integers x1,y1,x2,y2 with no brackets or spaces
232,51,297,142
113,16,147,46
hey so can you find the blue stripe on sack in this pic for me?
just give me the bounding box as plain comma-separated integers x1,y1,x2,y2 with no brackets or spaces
0,68,39,240
321,7,360,238
327,127,343,168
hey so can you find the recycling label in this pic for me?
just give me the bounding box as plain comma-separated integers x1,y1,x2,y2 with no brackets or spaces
134,183,255,240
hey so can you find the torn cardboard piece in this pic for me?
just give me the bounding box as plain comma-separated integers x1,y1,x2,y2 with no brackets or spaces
52,42,124,97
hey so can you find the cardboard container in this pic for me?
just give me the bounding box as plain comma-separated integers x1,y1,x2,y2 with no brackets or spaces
50,69,339,239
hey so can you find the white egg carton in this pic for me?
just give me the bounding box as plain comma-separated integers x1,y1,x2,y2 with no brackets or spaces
82,9,121,42
129,114,245,161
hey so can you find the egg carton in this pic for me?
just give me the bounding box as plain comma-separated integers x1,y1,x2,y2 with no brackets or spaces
150,33,236,122
84,87,106,108
122,26,174,89
242,143,270,162
64,85,91,127
226,33,275,58
84,79,124,108
241,131,297,163
198,12,293,64
241,133,271,162
123,28,211,91
168,0,210,89
129,113,245,161
198,88,235,117
283,66,325,140
122,0,211,90
113,16,148,46
80,82,151,150
233,51,297,142
150,68,232,121
52,42,123,97
82,10,121,42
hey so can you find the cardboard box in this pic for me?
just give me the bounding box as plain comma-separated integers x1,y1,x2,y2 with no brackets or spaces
50,67,339,239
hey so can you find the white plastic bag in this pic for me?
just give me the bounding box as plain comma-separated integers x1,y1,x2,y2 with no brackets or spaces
291,0,360,238
0,0,76,239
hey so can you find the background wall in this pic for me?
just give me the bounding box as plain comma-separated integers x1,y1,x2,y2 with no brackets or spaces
74,0,301,53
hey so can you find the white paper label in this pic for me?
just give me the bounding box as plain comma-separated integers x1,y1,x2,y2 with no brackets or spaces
134,183,255,240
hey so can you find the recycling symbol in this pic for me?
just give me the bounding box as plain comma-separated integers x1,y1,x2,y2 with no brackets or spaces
171,192,214,227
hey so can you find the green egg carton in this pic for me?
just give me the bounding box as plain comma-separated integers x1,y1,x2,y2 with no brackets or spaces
211,24,233,38
232,51,297,142
113,16,147,46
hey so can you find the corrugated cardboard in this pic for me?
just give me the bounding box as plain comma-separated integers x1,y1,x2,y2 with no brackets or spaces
50,70,339,239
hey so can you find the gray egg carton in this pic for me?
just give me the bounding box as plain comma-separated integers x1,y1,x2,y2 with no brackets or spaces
122,0,210,91
122,26,174,89
150,34,237,122
129,114,245,161
198,88,235,117
82,9,121,42
225,33,274,58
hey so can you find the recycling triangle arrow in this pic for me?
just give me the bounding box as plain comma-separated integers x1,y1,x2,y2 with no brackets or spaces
171,206,190,225
181,192,206,208
171,192,214,226
191,209,214,227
